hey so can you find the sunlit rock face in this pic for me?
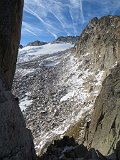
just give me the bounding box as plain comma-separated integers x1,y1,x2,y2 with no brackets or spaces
84,64,120,156
75,16,120,156
52,36,80,44
75,16,120,74
0,1,36,159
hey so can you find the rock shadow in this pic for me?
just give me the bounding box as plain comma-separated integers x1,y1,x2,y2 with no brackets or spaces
37,136,117,160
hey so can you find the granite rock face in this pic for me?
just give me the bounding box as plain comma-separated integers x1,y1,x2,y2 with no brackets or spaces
0,1,36,159
73,16,120,156
39,136,115,160
84,64,120,157
0,0,23,89
0,76,36,160
75,16,120,75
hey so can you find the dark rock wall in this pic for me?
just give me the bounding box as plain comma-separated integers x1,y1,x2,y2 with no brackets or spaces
0,79,36,160
0,1,36,159
0,0,23,89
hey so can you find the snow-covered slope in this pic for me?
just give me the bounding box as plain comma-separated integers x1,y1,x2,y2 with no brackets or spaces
18,43,74,63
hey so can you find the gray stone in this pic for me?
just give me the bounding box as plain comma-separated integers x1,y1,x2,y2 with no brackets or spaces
0,78,36,160
84,65,120,156
0,0,37,159
0,0,23,89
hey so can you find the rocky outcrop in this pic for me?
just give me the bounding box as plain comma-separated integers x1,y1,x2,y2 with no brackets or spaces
39,136,116,160
0,1,36,159
19,44,23,49
0,76,36,160
52,36,79,44
69,16,120,156
84,64,120,157
0,0,24,89
75,16,120,75
27,40,47,46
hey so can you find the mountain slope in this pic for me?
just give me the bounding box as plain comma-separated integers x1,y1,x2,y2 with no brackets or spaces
74,16,120,156
12,16,120,157
13,40,100,154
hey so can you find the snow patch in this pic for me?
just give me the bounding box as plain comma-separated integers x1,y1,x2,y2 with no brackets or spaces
95,70,105,86
17,68,35,76
60,91,75,102
19,93,33,111
112,61,117,68
44,61,60,67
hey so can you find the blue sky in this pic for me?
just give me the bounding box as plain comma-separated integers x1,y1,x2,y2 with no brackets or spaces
21,0,120,45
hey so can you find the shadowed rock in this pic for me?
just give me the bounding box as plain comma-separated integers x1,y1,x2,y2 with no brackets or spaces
0,0,36,159
38,136,115,160
0,0,23,89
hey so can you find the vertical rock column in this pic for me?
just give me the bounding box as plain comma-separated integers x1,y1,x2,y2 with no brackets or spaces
0,0,23,89
0,1,36,159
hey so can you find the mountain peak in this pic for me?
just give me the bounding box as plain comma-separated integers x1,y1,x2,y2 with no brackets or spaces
26,40,48,46
52,35,80,44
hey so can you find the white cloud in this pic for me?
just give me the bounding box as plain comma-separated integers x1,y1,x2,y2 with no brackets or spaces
22,0,120,42
22,21,43,38
23,0,84,38
69,0,84,34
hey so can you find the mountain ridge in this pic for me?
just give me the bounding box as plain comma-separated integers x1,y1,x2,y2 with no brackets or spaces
26,40,48,47
52,35,79,44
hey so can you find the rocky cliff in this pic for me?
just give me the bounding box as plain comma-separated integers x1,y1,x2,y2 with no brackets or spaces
64,16,120,142
0,1,24,89
75,16,120,74
75,16,120,156
26,40,47,47
52,36,79,44
0,1,36,159
84,64,120,157
0,77,36,160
